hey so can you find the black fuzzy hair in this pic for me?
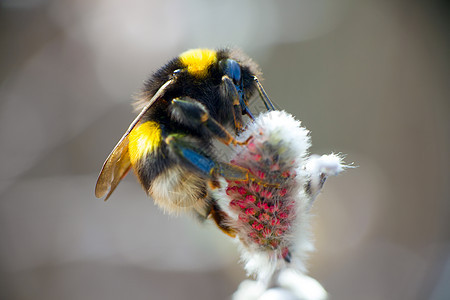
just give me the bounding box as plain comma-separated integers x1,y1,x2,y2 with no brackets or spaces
134,48,261,127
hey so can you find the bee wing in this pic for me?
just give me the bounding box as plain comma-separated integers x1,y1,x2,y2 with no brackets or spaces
95,78,176,200
95,138,132,200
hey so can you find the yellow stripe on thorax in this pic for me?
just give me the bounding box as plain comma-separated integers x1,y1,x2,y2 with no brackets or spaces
128,121,162,165
179,48,217,78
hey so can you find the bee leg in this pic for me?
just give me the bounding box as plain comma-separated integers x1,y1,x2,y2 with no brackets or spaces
192,196,236,237
204,115,252,146
253,76,276,111
209,163,256,238
221,75,245,133
170,98,251,146
190,192,236,237
210,200,236,237
165,134,248,237
165,134,249,181
169,106,277,188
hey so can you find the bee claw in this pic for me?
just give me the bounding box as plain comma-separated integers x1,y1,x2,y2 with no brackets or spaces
234,135,253,146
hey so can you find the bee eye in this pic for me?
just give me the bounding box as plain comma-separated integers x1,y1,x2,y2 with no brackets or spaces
173,69,182,77
219,59,241,84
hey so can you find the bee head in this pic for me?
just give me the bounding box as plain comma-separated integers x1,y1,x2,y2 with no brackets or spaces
219,58,254,119
219,58,242,86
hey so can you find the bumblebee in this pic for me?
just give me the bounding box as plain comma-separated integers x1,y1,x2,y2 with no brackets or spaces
95,48,274,235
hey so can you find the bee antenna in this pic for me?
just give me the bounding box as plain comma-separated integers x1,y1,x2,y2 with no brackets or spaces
253,76,276,111
244,105,255,120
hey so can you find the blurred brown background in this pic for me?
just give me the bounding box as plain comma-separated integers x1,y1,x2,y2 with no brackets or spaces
1,0,449,299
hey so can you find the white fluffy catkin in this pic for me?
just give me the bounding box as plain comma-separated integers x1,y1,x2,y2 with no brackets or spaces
215,110,348,282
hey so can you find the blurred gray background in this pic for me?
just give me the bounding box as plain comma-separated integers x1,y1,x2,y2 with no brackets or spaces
1,0,449,299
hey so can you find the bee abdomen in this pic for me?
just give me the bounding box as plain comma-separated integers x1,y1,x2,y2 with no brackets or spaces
128,121,162,165
148,166,210,217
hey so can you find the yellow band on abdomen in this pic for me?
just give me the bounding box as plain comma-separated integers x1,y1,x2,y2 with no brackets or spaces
128,121,162,165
